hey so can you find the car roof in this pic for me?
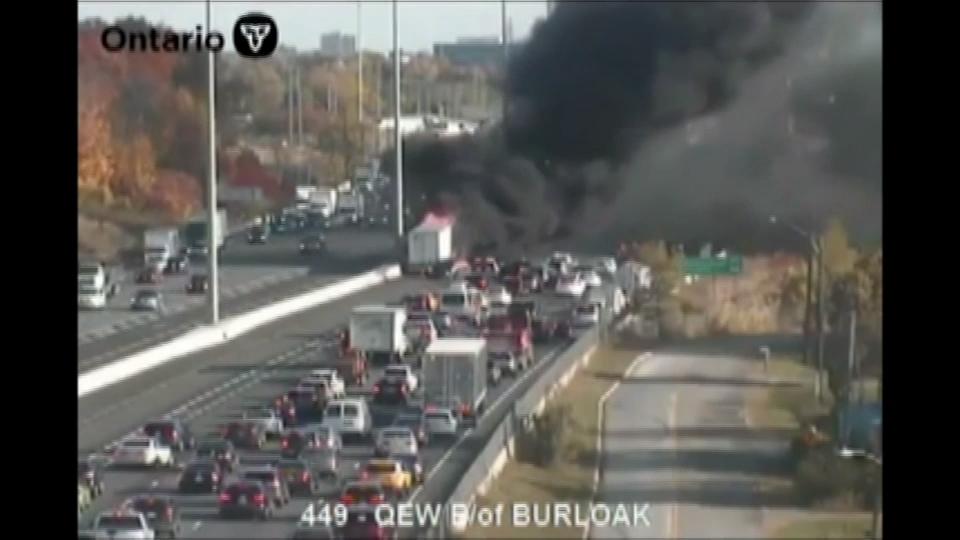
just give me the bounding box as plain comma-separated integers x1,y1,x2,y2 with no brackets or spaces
366,458,398,466
122,436,153,444
242,466,278,474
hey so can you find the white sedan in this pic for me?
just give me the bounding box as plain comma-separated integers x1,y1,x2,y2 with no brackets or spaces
111,437,175,468
243,407,285,438
487,286,512,305
581,270,603,288
555,274,587,297
374,427,419,457
423,408,458,437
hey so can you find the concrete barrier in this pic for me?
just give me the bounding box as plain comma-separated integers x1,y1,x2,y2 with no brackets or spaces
78,264,402,398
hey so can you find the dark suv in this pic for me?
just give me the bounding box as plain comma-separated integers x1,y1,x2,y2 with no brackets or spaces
241,467,291,507
218,481,278,520
142,420,195,452
194,439,239,472
178,459,226,494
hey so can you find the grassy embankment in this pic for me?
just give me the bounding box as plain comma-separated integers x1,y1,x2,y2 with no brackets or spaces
460,344,639,539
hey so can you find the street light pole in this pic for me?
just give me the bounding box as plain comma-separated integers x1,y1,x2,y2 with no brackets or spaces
770,216,824,401
357,2,364,154
205,0,220,325
501,0,509,126
392,0,404,238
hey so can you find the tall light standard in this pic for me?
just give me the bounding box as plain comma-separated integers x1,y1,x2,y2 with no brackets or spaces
392,0,404,238
770,215,824,402
357,2,365,154
501,0,509,126
205,0,220,324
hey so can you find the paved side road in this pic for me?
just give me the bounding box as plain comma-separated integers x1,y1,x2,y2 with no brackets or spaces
592,348,795,539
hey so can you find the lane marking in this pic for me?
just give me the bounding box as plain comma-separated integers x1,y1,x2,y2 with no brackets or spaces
583,352,650,540
667,391,679,540
192,521,202,531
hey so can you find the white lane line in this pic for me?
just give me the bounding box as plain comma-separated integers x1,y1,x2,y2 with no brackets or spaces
583,352,651,540
192,521,202,531
150,480,159,488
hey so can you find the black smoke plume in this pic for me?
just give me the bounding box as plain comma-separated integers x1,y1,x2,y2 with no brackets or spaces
397,1,881,254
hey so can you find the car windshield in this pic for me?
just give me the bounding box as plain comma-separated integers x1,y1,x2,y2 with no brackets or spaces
385,367,407,377
278,461,306,472
382,430,410,439
577,306,597,314
490,352,512,361
79,286,100,294
243,471,277,482
122,440,150,448
441,294,465,306
426,412,451,421
197,441,226,454
96,516,142,529
324,405,342,417
186,463,215,474
143,423,173,434
226,484,260,497
344,404,360,417
364,462,396,474
344,485,381,499
136,291,158,299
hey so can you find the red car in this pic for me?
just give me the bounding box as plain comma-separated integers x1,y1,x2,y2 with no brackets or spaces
465,273,489,291
221,421,266,450
336,505,397,540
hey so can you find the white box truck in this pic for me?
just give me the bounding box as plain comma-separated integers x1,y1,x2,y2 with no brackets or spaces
349,306,408,364
422,338,488,426
336,190,364,224
143,227,179,270
310,188,338,219
183,208,228,256
406,219,453,276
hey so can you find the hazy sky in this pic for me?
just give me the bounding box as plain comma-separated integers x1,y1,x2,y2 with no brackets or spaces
77,1,550,53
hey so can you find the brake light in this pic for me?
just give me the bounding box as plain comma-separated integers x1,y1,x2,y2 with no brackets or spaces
253,494,266,505
211,473,219,481
361,471,369,479
302,471,311,482
218,493,232,503
370,495,384,504
340,495,355,505
373,384,380,393
461,404,472,415
281,440,288,449
166,507,174,520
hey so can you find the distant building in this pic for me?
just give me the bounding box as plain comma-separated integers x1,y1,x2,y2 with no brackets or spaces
320,32,356,59
376,115,479,152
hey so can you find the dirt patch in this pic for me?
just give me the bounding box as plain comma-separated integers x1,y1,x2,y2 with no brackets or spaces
460,345,639,539
769,514,874,539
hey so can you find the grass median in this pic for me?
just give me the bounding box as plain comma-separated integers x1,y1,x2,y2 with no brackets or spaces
459,344,640,539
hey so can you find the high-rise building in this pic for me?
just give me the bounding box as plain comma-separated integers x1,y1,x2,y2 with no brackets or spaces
320,32,356,58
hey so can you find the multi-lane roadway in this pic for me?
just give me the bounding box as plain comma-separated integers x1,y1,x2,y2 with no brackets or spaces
78,226,397,372
592,342,796,539
79,274,581,539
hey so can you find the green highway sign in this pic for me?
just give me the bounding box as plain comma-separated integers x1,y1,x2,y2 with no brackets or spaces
683,256,743,276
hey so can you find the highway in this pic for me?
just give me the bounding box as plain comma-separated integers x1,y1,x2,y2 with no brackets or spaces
78,226,397,372
592,344,794,539
79,275,581,539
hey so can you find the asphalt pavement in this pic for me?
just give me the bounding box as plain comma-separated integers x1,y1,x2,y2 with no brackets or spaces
79,279,581,539
591,347,794,539
78,226,397,372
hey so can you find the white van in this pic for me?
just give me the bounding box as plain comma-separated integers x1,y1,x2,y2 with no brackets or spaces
78,284,108,310
321,399,373,442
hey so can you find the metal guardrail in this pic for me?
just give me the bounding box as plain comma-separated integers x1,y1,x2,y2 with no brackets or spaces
421,327,602,539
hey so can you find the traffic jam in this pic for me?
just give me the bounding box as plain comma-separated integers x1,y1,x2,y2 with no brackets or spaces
79,251,630,539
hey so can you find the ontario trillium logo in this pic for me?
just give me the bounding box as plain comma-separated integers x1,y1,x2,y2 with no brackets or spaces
233,13,278,58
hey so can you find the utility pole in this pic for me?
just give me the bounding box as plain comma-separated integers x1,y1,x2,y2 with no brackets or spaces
392,0,404,238
501,0,509,127
205,0,219,324
296,66,304,148
357,2,365,155
287,65,294,147
815,239,826,404
802,243,815,366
